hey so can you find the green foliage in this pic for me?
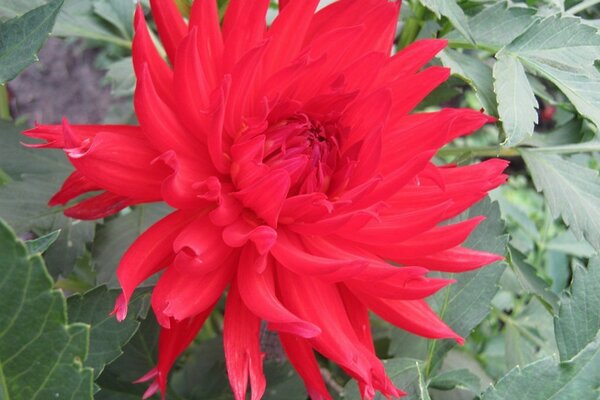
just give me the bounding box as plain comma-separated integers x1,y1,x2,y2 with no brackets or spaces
0,219,93,399
482,335,600,400
0,0,63,83
68,287,150,378
0,120,95,278
494,52,539,146
554,258,600,361
522,150,600,251
2,0,600,399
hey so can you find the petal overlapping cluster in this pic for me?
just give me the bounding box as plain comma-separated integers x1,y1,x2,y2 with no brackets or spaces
25,0,508,399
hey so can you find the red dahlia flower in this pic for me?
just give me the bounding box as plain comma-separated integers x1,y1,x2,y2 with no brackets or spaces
25,0,508,398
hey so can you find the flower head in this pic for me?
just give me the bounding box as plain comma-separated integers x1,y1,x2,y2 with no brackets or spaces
25,0,507,398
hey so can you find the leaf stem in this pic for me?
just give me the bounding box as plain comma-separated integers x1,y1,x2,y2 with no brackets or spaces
446,39,499,55
438,142,600,159
567,0,600,14
437,146,520,158
397,1,426,49
0,85,11,121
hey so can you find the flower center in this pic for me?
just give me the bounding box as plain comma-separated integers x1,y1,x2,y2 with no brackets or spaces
263,114,340,196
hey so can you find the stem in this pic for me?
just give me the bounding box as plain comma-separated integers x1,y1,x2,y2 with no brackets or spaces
397,1,426,49
446,39,499,55
567,0,600,14
496,311,547,349
437,146,520,158
0,85,11,121
438,142,600,159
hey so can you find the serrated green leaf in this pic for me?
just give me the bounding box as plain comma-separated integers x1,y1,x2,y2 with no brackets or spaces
25,229,60,254
439,48,497,115
546,231,596,258
554,258,600,361
419,0,474,44
428,368,480,394
446,3,537,49
493,53,539,146
425,198,508,370
68,287,150,378
481,334,600,400
0,0,63,83
0,219,93,399
509,248,559,313
95,314,159,399
522,150,600,251
506,15,600,131
93,204,171,287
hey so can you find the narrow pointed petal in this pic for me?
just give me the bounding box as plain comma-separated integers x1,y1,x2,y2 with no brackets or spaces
189,0,224,87
64,129,168,200
133,5,175,107
113,210,197,320
360,294,464,344
222,0,270,70
63,192,137,220
237,248,321,338
149,0,187,64
224,283,266,400
279,333,332,400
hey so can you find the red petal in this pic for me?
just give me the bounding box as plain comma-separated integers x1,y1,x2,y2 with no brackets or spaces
360,294,463,344
149,0,187,64
151,252,235,327
133,5,175,107
224,282,266,400
222,0,270,70
233,169,290,228
113,210,198,320
279,333,332,400
189,0,224,88
271,229,366,281
64,129,168,201
63,192,136,220
237,248,321,338
135,65,203,157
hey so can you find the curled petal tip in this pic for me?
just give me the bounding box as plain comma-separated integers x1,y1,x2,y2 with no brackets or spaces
110,293,128,322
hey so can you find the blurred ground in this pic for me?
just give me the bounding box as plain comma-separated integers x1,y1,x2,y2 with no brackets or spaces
8,38,114,125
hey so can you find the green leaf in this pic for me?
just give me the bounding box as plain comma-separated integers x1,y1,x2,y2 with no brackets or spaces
96,314,159,399
92,0,135,41
103,56,135,98
93,204,171,287
428,368,480,394
505,15,600,131
0,121,95,277
522,150,600,251
0,1,46,21
493,53,539,146
425,198,508,370
439,48,497,115
25,229,61,254
0,0,63,84
419,0,474,45
554,258,600,361
481,334,600,400
53,0,132,49
509,248,559,313
446,3,537,49
0,219,93,399
344,358,429,400
68,287,150,378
